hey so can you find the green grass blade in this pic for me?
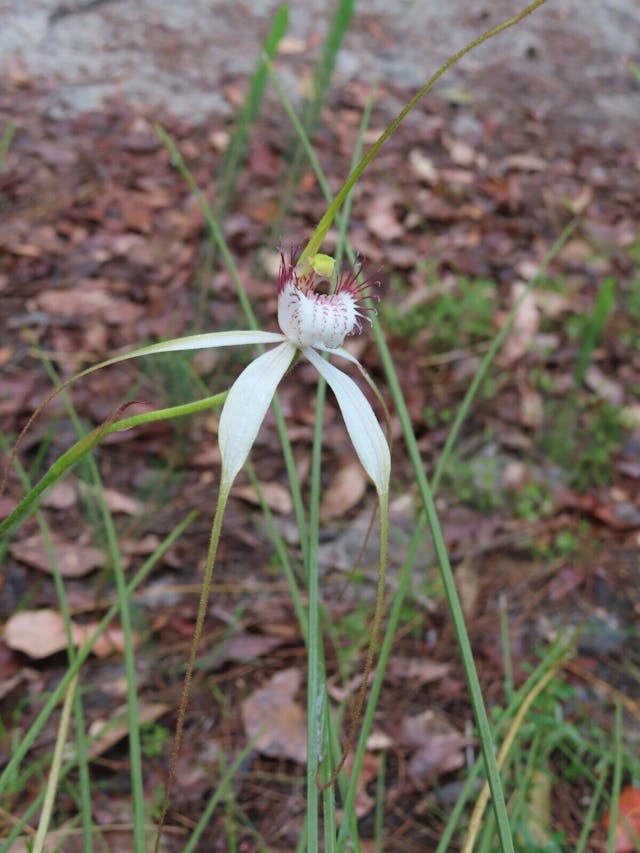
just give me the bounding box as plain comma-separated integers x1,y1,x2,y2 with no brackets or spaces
607,703,623,853
575,763,609,853
0,123,14,170
182,737,259,853
574,275,616,385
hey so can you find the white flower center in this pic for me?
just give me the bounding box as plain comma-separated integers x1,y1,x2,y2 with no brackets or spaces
278,278,362,349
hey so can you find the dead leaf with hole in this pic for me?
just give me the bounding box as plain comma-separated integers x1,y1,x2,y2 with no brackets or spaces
9,532,103,577
241,668,307,764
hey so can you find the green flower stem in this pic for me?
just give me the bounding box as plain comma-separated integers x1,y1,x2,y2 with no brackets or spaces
0,512,196,797
0,392,227,540
32,675,78,853
154,484,231,852
299,0,549,264
156,125,310,570
273,57,575,850
306,370,327,852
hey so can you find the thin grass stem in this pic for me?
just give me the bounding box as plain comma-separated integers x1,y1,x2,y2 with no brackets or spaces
32,675,78,853
154,485,231,851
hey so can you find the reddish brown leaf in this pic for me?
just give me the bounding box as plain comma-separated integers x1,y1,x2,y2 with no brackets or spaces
241,668,307,764
602,786,640,852
10,532,103,577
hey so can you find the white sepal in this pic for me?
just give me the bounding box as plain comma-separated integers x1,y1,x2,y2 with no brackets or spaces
122,330,286,360
218,341,296,492
304,347,390,496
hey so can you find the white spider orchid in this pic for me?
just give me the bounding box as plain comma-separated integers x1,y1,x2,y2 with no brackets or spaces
125,249,390,498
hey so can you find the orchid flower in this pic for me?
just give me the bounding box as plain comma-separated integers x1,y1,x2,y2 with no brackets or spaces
121,248,390,500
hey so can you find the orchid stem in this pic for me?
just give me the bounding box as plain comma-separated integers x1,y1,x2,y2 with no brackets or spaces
318,488,389,793
154,484,231,852
299,0,548,263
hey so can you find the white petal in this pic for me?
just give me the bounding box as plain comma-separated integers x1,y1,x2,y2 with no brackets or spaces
219,341,296,492
304,347,390,496
121,330,285,359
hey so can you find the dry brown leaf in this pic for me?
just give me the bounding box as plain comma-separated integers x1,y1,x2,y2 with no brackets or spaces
234,481,293,515
241,668,306,764
4,609,77,659
585,365,624,406
9,532,103,577
119,192,153,234
386,656,450,686
500,282,540,363
4,610,135,660
212,632,285,669
409,148,438,183
41,479,77,510
78,483,142,516
365,192,404,241
400,710,472,789
407,734,469,789
320,462,367,520
75,624,137,658
454,559,479,618
520,385,544,428
35,285,145,324
88,702,169,759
